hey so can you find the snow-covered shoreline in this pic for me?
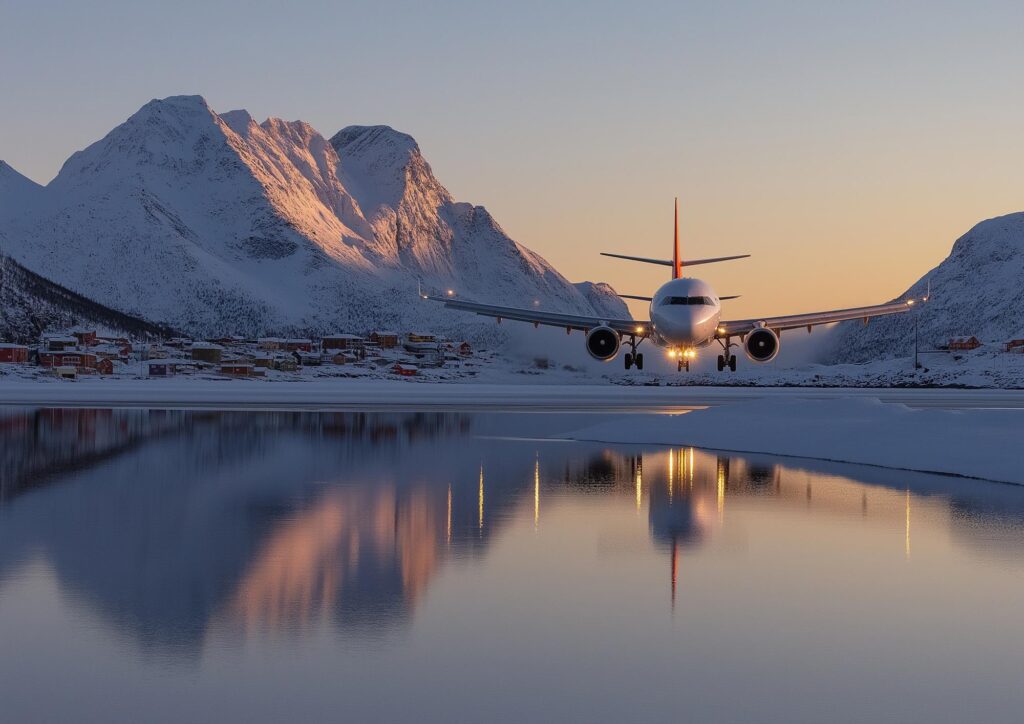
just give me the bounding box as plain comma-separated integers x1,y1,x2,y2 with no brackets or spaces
566,397,1024,485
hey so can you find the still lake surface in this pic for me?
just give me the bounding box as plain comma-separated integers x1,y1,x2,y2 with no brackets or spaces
1,408,1022,723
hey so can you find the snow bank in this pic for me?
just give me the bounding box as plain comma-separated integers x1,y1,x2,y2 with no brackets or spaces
567,397,1024,485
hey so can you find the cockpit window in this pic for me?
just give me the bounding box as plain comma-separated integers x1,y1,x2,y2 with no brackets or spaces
662,296,714,306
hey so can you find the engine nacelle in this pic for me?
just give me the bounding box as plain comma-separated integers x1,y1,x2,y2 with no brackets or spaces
743,327,780,363
585,326,620,361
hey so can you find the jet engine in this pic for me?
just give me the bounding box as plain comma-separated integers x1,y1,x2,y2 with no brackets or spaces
743,327,780,363
585,326,620,361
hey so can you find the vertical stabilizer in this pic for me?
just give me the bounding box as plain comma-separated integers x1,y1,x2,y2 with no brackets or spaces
672,197,681,279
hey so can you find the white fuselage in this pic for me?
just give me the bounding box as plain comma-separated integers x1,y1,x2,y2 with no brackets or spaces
648,277,721,351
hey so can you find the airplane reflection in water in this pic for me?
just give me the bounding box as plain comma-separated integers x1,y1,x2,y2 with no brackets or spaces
2,408,1024,657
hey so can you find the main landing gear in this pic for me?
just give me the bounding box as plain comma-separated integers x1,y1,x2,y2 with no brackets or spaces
716,337,738,372
624,334,645,371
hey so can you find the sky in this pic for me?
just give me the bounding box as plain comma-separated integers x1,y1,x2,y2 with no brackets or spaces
2,0,1022,318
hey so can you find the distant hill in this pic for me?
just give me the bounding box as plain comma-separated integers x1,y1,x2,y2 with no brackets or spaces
0,96,627,339
0,254,177,343
828,212,1024,362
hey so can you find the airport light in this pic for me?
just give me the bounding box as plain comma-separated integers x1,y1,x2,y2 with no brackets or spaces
446,289,455,297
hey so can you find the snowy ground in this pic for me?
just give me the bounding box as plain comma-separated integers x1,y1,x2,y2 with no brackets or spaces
566,397,1024,485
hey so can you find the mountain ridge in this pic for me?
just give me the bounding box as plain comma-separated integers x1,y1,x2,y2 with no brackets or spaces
0,95,628,339
827,211,1024,362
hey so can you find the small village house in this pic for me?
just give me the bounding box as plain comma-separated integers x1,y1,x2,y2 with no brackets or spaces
458,341,472,356
95,358,115,375
220,360,258,376
190,342,224,364
948,336,981,351
0,343,30,364
1005,339,1024,353
38,349,98,370
51,366,77,380
69,328,97,347
392,363,418,377
145,359,192,377
322,334,365,351
42,334,79,352
258,337,284,351
273,357,298,372
283,338,314,352
369,331,400,349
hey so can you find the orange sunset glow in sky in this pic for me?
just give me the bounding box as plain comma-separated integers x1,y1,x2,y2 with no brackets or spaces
3,1,1022,318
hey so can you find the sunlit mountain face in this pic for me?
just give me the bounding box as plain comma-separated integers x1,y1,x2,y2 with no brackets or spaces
1,408,1024,660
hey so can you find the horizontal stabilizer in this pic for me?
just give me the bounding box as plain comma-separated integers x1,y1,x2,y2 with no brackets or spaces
617,293,653,302
601,252,750,267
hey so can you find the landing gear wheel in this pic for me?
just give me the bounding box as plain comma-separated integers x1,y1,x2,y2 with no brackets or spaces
728,355,737,372
717,355,725,372
624,353,633,370
635,353,644,370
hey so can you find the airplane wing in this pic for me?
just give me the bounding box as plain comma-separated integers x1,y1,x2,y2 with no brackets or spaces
426,295,650,335
716,299,916,337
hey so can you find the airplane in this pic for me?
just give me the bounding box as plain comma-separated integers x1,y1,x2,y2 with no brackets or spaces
425,199,924,372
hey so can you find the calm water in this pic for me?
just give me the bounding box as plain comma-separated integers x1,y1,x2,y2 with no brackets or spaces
1,408,1023,723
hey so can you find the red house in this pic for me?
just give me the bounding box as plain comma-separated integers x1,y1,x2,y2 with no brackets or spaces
0,344,29,364
70,329,97,347
283,339,313,352
948,336,981,351
96,358,115,375
39,350,97,369
322,334,365,351
392,363,418,377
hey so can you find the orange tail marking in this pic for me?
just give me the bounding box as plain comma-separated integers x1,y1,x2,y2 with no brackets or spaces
672,197,681,279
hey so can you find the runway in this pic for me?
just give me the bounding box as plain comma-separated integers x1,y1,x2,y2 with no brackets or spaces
2,378,1023,411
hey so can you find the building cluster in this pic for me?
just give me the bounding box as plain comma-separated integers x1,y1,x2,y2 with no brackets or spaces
943,336,1024,353
0,327,475,380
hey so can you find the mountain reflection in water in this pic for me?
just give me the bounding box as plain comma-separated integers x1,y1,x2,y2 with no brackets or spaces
1,407,1023,659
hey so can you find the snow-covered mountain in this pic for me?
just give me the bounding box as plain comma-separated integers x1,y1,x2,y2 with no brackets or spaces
0,160,42,207
0,95,627,338
828,212,1024,362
